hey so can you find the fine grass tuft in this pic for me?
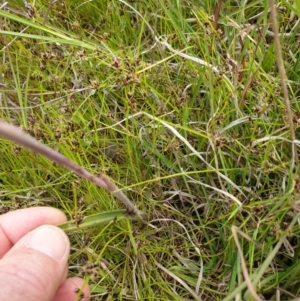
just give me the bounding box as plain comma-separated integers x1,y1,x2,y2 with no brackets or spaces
1,0,300,300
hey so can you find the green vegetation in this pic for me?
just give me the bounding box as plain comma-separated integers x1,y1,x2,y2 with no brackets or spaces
1,0,300,300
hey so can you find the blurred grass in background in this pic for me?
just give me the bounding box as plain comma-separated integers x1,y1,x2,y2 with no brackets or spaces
1,0,300,300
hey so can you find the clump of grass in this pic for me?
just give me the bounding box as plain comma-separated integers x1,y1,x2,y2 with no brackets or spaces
1,0,300,300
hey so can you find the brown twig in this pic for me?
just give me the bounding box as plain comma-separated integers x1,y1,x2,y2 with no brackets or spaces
213,0,223,30
0,120,143,216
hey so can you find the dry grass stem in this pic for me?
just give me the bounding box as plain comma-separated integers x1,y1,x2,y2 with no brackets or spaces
269,0,298,166
0,120,142,216
232,226,262,301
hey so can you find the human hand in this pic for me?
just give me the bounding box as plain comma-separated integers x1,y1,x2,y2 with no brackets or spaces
0,207,90,301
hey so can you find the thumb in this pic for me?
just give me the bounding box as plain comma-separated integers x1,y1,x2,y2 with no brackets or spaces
0,225,70,301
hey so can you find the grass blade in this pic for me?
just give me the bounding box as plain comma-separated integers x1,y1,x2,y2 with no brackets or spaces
58,210,140,232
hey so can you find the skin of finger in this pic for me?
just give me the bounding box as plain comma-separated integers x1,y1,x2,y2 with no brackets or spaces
0,248,69,301
0,207,67,257
53,277,90,301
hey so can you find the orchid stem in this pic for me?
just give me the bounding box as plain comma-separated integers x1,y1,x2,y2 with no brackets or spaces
0,120,143,216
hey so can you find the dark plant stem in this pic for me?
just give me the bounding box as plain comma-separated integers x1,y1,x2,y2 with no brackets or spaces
0,120,143,216
213,0,223,30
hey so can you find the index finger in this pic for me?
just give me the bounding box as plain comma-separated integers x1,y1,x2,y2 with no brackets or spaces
0,207,67,257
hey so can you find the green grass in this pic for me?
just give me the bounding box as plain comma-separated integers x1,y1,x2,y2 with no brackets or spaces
1,0,300,300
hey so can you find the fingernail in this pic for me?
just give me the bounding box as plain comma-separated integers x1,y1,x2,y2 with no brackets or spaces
26,225,69,261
